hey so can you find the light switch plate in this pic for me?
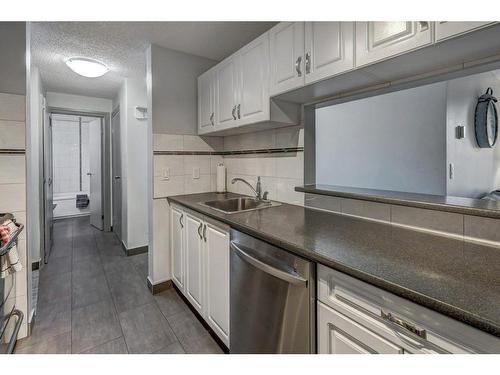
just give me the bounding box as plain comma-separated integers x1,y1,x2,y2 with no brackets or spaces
162,168,170,180
193,167,200,179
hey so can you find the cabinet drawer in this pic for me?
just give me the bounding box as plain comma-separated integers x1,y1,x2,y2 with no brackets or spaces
318,265,500,353
318,301,403,354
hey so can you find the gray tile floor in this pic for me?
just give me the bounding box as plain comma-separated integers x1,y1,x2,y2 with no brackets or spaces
15,216,223,354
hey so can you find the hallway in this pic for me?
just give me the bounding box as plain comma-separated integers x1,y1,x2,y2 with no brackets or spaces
15,216,222,354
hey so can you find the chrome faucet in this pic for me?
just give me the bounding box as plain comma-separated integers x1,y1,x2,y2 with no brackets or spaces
231,176,268,200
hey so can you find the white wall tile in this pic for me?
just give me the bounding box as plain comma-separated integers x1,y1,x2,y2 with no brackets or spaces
153,175,184,198
184,174,211,194
153,134,183,151
275,153,303,179
154,155,184,177
210,155,224,175
184,135,223,152
391,205,464,235
0,184,26,212
464,215,500,243
275,126,303,148
0,93,25,121
0,120,25,149
341,198,391,222
0,155,25,184
274,178,304,206
183,155,211,175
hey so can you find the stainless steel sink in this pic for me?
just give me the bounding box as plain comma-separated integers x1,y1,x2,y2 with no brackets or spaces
199,197,281,214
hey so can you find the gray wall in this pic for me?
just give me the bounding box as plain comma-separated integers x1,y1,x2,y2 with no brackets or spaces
316,82,448,195
446,70,500,198
0,22,26,95
149,44,216,135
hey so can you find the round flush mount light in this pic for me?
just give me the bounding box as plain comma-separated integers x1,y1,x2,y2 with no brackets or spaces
65,57,109,78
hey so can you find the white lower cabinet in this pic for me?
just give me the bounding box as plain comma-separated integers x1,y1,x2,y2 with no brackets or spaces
170,204,230,346
317,265,500,354
318,302,403,354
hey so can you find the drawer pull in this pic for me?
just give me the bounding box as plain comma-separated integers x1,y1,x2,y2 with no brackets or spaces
381,310,427,340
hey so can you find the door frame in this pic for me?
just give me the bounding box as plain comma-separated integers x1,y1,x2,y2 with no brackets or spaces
111,106,121,242
45,107,112,232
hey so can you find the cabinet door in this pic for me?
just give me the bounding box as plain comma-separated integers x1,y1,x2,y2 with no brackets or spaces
355,21,432,67
170,206,184,291
269,22,305,96
198,69,215,134
215,56,238,129
318,302,403,354
185,213,205,314
236,32,270,126
204,221,230,345
304,22,354,84
435,22,494,41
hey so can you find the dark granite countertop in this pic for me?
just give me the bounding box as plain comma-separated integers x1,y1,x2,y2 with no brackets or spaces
167,192,500,338
295,184,500,219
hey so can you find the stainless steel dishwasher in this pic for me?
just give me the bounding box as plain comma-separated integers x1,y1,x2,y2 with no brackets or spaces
230,229,315,353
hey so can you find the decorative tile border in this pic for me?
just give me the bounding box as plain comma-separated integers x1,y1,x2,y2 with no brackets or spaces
0,149,25,155
153,146,304,156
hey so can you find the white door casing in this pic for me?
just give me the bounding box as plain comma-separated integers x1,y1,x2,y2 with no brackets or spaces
89,118,103,230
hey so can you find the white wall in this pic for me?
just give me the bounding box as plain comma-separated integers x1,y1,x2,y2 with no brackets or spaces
316,82,448,195
115,78,149,250
46,92,112,113
149,44,216,135
446,70,500,198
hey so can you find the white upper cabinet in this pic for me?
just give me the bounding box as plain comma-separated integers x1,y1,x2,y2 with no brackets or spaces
236,32,270,126
215,56,238,130
304,22,355,84
204,220,230,345
269,22,305,96
355,21,432,67
198,68,215,134
435,22,495,42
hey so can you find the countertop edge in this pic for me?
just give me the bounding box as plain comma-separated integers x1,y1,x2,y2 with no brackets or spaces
296,185,500,219
167,195,500,338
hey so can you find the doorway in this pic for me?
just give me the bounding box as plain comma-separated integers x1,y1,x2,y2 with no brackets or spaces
42,109,112,264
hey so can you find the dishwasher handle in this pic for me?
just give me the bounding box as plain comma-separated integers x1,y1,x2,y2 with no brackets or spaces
231,241,308,287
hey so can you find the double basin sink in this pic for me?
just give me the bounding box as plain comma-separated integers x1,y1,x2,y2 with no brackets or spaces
200,197,281,214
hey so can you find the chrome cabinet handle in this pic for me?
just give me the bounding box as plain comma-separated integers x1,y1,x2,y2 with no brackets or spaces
179,213,184,229
231,241,308,286
203,224,207,242
210,112,214,125
237,104,241,119
197,222,203,239
305,52,311,74
114,176,121,180
381,310,427,340
232,106,237,120
295,55,302,77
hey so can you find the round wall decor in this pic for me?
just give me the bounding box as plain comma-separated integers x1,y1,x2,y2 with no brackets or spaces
474,87,498,148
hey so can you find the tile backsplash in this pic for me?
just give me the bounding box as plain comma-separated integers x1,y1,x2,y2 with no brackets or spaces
153,126,304,206
0,92,28,340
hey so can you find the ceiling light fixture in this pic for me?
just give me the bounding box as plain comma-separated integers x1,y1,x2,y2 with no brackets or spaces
65,57,109,78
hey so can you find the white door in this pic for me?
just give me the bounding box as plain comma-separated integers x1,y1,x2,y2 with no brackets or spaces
170,206,184,291
318,302,404,354
215,57,238,129
88,118,103,230
236,32,270,126
435,22,494,41
111,111,122,241
269,22,305,96
304,22,354,84
355,21,432,67
204,221,230,345
43,107,53,263
198,69,215,133
185,213,204,314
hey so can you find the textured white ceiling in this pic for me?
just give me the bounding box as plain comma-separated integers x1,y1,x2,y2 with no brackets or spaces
32,22,276,99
